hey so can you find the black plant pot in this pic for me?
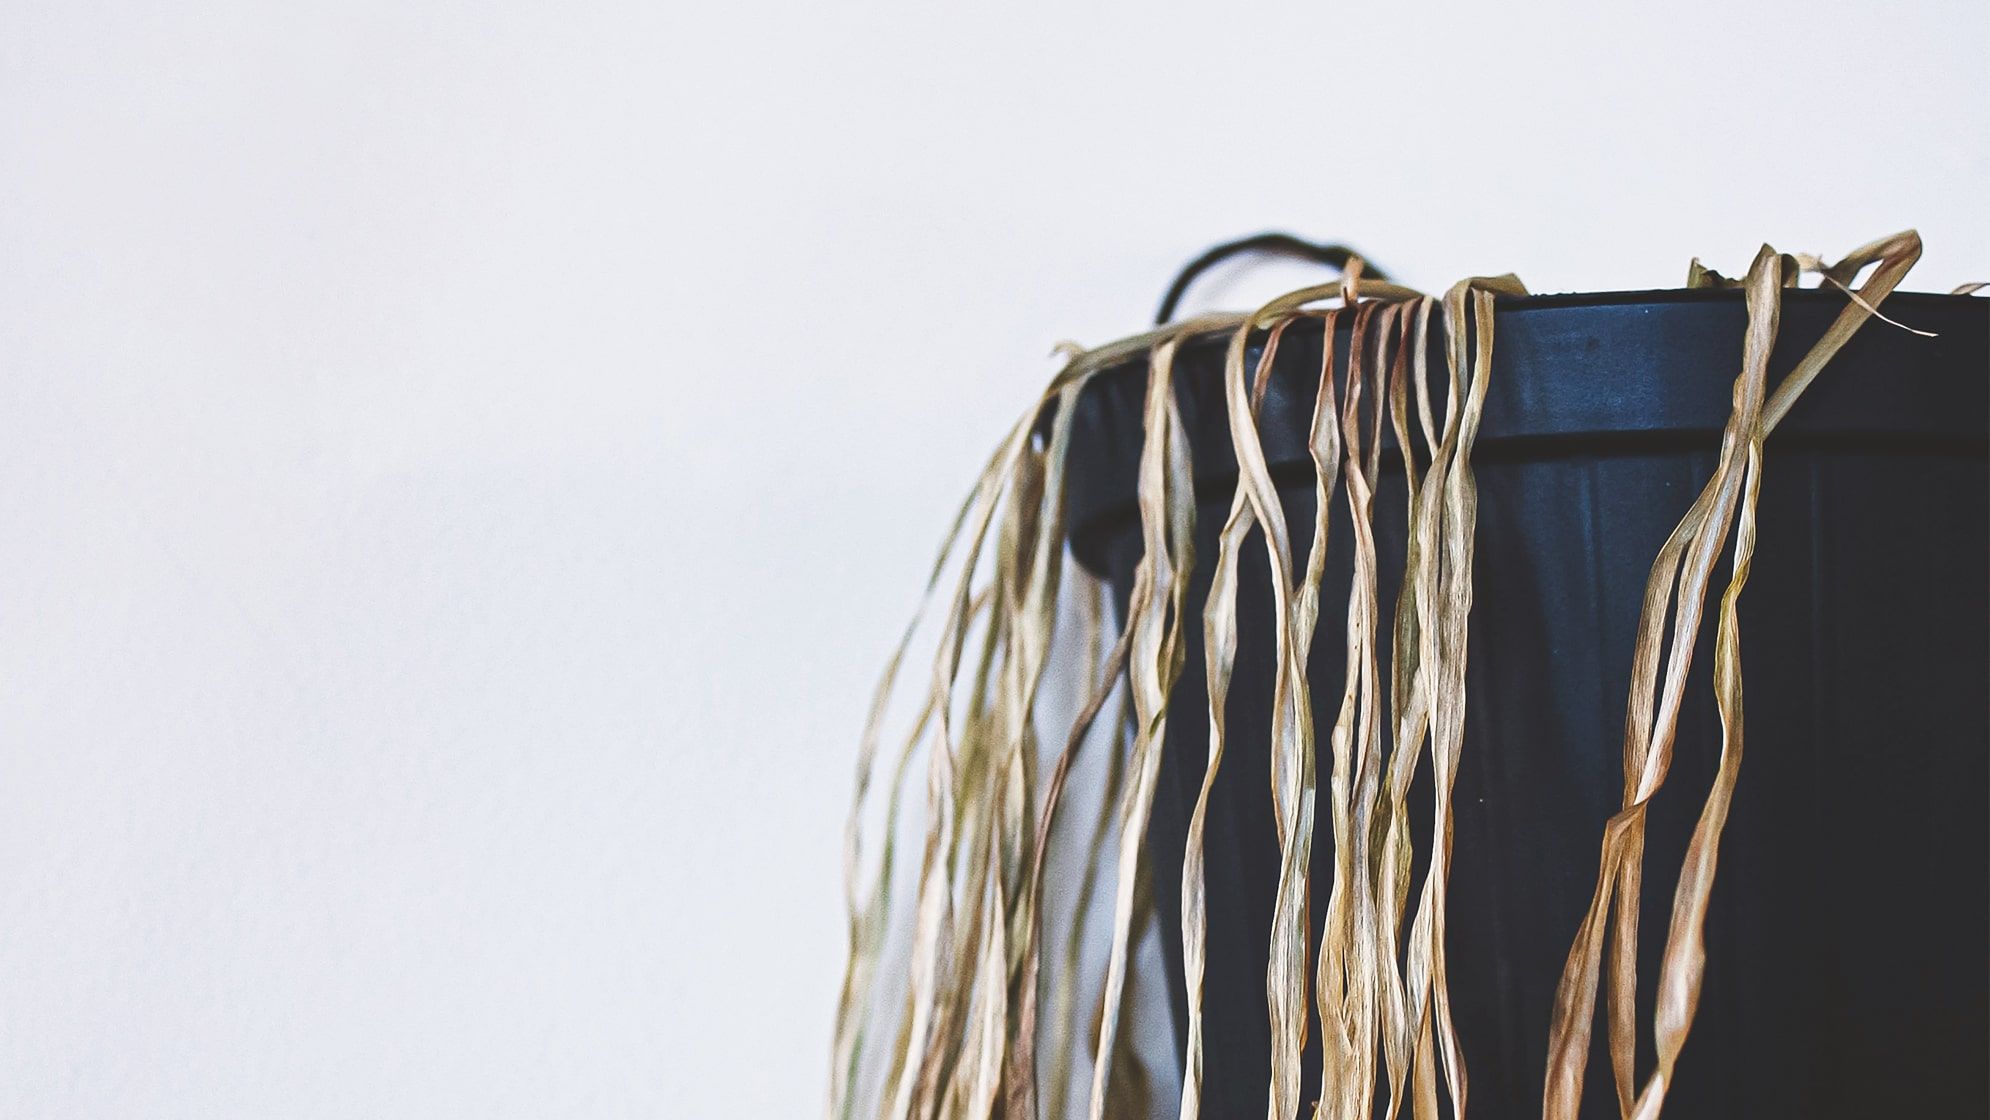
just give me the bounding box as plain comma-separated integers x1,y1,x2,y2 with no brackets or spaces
1062,289,1988,1119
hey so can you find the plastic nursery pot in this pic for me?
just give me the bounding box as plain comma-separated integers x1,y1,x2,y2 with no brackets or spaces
1061,289,1988,1119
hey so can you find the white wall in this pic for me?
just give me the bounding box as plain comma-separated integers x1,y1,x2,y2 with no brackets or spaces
2,1,1983,1116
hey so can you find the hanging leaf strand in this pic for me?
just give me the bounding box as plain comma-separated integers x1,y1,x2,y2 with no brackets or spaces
829,233,1926,1120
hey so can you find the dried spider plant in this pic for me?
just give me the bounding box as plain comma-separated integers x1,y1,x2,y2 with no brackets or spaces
830,231,1933,1120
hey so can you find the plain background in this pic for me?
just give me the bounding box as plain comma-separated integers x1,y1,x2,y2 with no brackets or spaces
3,1,1985,1116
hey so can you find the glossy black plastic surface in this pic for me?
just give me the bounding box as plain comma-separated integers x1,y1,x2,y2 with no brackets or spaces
1063,289,1988,1118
